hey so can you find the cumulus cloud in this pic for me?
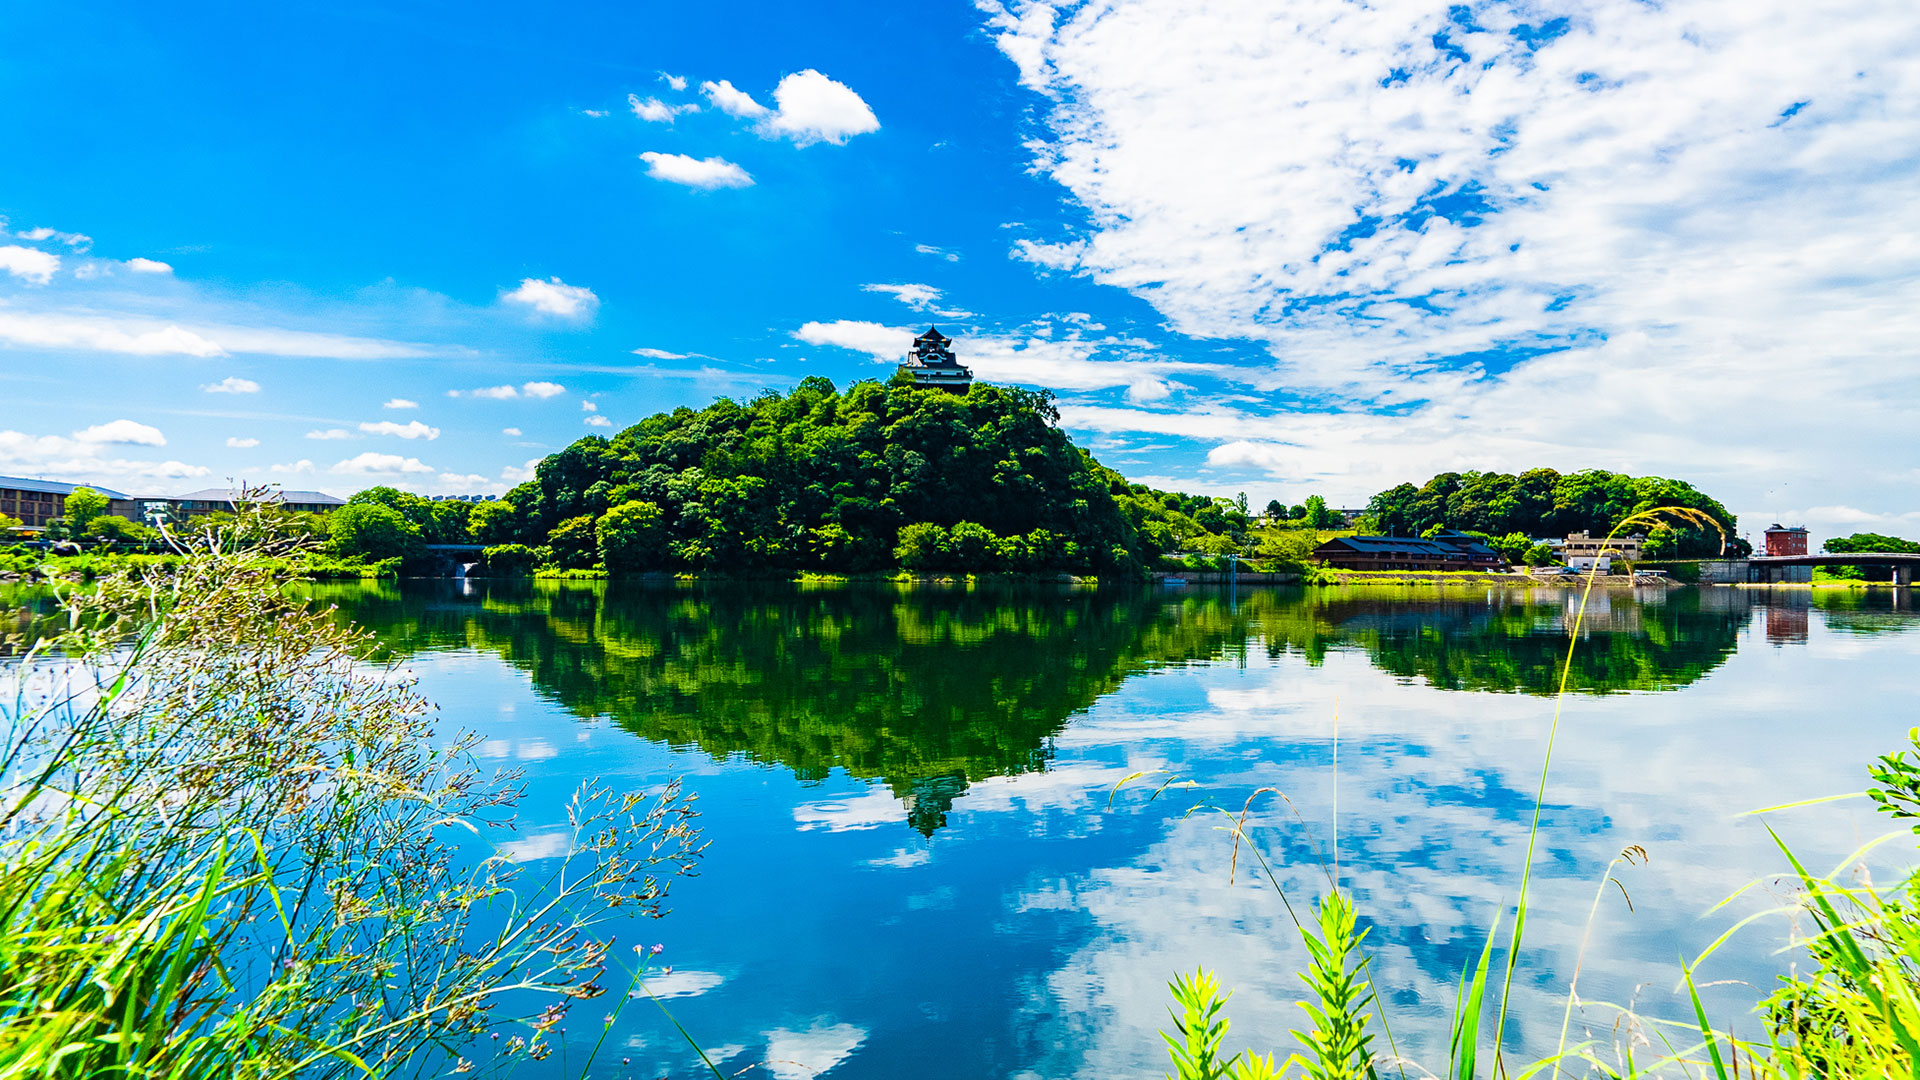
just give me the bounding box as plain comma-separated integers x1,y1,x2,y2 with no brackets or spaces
521,381,565,398
383,397,418,409
226,437,259,448
762,69,880,145
203,376,260,394
73,419,165,446
585,414,612,427
628,93,698,123
500,458,543,484
639,151,754,189
701,79,771,118
862,282,972,318
125,257,172,274
502,277,598,320
331,452,434,475
502,427,523,436
660,71,688,91
0,245,60,284
796,318,1227,402
978,0,1920,524
270,459,315,474
358,420,440,440
305,428,354,440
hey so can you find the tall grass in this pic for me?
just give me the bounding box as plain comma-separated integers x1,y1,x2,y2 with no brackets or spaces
1152,508,1920,1079
0,504,704,1076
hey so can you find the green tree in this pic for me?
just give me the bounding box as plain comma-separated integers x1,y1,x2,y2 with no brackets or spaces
1264,499,1285,520
85,515,161,548
1303,495,1339,529
895,523,951,571
546,515,599,570
597,501,668,574
325,503,421,563
477,543,540,576
64,487,110,530
1823,532,1920,581
469,499,524,545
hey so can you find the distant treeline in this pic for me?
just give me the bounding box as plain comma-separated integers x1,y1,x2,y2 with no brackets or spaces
1822,533,1920,581
1362,469,1744,559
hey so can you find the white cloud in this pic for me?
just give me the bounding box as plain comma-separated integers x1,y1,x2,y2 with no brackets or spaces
125,257,172,275
521,380,565,398
0,428,208,489
269,459,314,474
585,414,613,427
383,398,418,410
305,428,354,440
331,452,434,475
436,472,494,490
359,419,440,440
978,0,1920,523
660,71,688,92
631,346,690,360
501,458,543,484
502,427,523,436
761,1022,867,1080
642,969,724,1000
0,245,60,285
0,310,435,360
862,282,972,318
914,244,960,262
701,79,771,118
502,277,598,320
628,93,698,123
459,385,520,400
763,69,880,145
639,151,754,190
796,318,1229,402
580,400,598,412
202,376,260,394
16,227,89,249
73,419,165,446
226,437,260,448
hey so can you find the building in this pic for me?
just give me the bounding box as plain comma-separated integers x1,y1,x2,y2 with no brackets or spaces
162,487,347,519
1564,531,1645,563
1313,531,1507,572
0,476,132,529
897,326,973,392
1764,524,1808,557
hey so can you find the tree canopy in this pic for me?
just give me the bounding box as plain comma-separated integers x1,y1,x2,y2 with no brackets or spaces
1361,468,1741,558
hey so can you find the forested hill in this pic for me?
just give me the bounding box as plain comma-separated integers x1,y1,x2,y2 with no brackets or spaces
1362,469,1743,558
465,375,1239,575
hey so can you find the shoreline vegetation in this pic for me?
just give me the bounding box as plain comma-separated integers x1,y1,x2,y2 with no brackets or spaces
17,377,1874,588
2,508,1917,1077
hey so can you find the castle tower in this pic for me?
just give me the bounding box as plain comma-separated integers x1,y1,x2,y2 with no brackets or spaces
897,327,973,393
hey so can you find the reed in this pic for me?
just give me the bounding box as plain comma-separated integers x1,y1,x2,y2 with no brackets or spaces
0,501,704,1077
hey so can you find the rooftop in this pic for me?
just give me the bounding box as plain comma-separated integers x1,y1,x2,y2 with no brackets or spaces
171,487,346,506
0,476,131,499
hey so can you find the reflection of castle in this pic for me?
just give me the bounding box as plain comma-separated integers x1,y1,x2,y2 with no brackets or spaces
897,327,973,392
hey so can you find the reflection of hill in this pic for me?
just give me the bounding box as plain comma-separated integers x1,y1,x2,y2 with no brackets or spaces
319,582,1245,834
319,582,1752,830
1249,589,1743,695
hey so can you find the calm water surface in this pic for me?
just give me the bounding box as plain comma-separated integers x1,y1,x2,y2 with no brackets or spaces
316,581,1918,1079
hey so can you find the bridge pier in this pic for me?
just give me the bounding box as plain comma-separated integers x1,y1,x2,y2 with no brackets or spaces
1899,565,1913,588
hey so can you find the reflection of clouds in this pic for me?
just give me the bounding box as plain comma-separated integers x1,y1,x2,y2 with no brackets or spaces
496,830,570,861
476,737,559,761
1010,633,1916,1073
796,762,1153,834
866,845,931,869
762,1020,866,1080
641,968,724,1000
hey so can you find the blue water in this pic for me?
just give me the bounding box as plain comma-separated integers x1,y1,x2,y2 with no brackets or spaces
322,582,1920,1078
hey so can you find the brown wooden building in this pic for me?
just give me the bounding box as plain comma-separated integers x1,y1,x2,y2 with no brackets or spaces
0,476,133,529
1313,530,1507,572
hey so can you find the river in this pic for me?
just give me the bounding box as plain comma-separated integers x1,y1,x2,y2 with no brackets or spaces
314,580,1918,1079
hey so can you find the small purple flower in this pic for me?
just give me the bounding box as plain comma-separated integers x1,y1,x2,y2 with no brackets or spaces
649,943,664,955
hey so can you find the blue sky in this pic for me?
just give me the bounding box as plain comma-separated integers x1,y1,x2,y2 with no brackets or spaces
2,0,1916,543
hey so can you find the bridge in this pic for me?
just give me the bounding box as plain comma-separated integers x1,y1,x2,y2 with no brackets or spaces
1691,552,1920,585
1751,552,1920,585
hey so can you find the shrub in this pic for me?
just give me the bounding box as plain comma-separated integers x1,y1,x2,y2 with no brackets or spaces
895,522,951,571
598,500,668,574
479,542,540,576
546,514,599,570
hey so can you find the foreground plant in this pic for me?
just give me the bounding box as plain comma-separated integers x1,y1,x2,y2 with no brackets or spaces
0,504,704,1077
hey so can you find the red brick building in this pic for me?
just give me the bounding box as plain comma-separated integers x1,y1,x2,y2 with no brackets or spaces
1764,524,1809,557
